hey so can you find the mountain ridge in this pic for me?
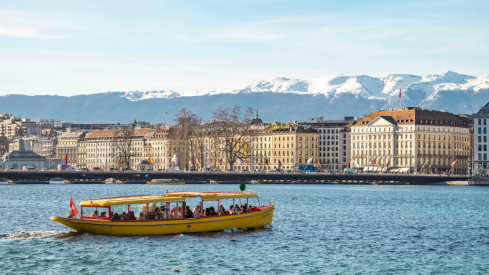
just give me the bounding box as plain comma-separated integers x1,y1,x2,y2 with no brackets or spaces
0,71,488,123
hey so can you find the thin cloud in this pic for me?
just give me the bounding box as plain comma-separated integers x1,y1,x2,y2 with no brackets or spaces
223,30,284,41
0,13,80,39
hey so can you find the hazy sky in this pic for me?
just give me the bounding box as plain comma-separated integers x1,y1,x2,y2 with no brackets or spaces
1,0,488,96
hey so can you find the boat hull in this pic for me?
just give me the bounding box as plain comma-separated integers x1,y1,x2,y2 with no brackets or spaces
51,206,273,236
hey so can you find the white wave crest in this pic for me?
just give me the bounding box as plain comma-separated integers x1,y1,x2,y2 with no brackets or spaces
0,231,71,240
223,227,248,233
263,222,273,229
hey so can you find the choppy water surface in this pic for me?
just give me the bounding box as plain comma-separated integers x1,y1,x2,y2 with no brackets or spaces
0,184,488,274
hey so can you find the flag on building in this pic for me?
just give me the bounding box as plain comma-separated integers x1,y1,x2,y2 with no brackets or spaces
307,157,313,164
317,159,321,168
278,160,282,169
171,154,178,164
148,155,153,165
347,161,350,168
195,156,200,167
238,158,244,165
68,196,79,218
451,160,457,167
386,160,390,169
63,153,68,165
118,158,121,164
265,158,269,165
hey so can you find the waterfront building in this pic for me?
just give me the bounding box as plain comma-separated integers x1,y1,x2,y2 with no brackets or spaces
0,137,8,157
350,107,470,174
304,116,359,171
34,119,62,129
0,114,38,139
472,103,489,175
41,138,57,158
56,130,86,167
82,128,153,170
2,140,48,170
248,124,320,171
149,128,169,170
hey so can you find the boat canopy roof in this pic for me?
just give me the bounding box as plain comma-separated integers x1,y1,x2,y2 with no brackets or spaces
79,192,259,207
166,191,259,200
80,195,184,207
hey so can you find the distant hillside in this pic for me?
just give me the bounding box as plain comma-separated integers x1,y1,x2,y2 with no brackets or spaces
0,71,488,123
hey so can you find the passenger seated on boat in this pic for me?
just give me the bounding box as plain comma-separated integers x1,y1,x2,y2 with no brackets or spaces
138,212,146,220
227,205,234,214
193,205,201,219
218,204,226,215
233,205,241,215
170,207,179,217
209,206,217,215
121,212,127,220
240,204,246,213
112,213,120,220
90,210,99,217
204,208,210,216
129,211,137,220
149,203,157,219
155,208,163,219
100,212,107,217
185,206,193,218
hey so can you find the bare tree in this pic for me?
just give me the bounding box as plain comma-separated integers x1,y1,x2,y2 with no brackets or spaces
167,108,203,170
115,128,137,169
212,105,254,170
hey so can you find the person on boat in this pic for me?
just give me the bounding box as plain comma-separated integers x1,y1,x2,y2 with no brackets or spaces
149,203,157,219
100,212,107,217
233,205,241,215
170,206,182,217
209,206,217,215
90,210,99,217
138,212,146,220
185,206,193,218
218,204,226,215
155,207,164,219
227,205,234,214
129,211,137,220
121,212,127,220
192,205,201,218
240,204,246,213
112,213,120,220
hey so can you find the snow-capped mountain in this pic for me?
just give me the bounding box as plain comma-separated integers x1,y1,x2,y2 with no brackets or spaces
0,71,488,123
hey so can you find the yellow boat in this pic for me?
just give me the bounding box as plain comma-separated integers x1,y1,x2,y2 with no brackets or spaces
51,191,274,236
147,179,185,185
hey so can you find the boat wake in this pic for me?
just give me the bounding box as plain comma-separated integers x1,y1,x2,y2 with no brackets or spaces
264,222,273,229
223,227,248,233
0,231,73,240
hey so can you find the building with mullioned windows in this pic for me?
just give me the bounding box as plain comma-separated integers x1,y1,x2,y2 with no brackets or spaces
350,107,470,174
473,102,489,175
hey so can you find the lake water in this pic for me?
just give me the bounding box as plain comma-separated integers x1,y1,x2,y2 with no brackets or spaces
0,183,488,274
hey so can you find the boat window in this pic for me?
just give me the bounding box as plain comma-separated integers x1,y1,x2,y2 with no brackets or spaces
111,205,131,220
81,206,110,220
167,201,184,219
